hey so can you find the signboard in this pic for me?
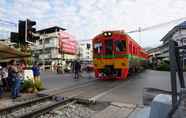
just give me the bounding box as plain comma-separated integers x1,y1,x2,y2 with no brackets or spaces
24,69,34,80
58,31,77,54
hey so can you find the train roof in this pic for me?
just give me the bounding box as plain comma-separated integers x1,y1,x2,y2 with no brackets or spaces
93,30,144,50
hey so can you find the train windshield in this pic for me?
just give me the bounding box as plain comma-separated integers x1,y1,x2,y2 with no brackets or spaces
94,42,102,54
115,40,126,52
105,39,113,55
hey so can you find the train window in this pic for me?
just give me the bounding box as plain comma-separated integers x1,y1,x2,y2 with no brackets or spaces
129,43,132,53
94,42,102,54
105,39,113,54
115,40,126,52
133,46,135,54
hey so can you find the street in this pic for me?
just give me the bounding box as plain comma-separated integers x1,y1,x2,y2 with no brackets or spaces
41,70,186,105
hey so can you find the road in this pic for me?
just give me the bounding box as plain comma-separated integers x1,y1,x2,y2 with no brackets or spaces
40,70,186,105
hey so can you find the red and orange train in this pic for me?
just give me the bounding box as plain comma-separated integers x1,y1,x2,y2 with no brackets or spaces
92,30,149,80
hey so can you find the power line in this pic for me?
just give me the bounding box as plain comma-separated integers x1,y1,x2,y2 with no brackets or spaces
127,17,186,33
0,19,17,26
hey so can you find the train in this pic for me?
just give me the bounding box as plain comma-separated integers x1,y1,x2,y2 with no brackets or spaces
92,30,149,80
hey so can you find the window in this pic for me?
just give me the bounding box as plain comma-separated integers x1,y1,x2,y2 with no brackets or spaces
133,46,135,54
129,43,132,53
87,43,91,49
115,40,126,52
105,39,113,54
39,40,42,45
94,42,102,54
44,38,50,44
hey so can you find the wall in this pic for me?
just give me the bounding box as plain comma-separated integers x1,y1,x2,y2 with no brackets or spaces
79,40,93,61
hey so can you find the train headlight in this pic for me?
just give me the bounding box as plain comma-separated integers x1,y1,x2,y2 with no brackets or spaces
108,32,112,36
103,32,108,36
103,32,112,37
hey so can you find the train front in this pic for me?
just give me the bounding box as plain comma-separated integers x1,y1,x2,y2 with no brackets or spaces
92,31,129,80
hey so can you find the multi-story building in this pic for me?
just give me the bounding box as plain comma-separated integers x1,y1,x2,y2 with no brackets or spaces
78,40,93,63
160,21,186,61
32,26,78,66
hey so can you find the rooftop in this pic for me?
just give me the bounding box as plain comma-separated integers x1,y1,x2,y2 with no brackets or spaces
37,26,66,34
161,21,186,42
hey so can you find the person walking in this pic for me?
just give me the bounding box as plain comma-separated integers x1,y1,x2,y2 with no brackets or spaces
8,60,21,99
73,60,81,79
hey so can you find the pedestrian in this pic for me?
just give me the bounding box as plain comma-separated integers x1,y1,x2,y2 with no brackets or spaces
8,60,21,99
73,60,81,79
32,62,41,82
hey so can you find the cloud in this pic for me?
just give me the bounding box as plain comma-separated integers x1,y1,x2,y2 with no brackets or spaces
1,0,186,47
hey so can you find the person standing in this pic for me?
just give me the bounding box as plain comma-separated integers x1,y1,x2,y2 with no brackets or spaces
73,60,81,79
32,62,40,82
8,60,21,99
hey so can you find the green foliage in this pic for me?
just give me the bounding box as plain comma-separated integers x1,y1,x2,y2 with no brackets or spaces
21,79,34,92
21,79,44,93
156,61,170,71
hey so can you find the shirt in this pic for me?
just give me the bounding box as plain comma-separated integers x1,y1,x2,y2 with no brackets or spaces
32,66,40,76
2,68,8,78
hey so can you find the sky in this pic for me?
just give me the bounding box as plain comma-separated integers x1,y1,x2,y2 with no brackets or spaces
0,0,186,48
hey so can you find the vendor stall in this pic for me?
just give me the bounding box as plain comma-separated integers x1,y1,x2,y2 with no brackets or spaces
0,42,30,61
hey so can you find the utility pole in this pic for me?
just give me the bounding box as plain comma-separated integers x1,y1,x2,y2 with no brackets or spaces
42,32,46,71
25,19,28,47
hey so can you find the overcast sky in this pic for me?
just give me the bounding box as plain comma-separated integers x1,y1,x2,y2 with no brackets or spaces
0,0,186,48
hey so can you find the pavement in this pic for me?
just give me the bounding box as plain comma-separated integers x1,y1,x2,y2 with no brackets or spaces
40,71,95,89
0,70,185,117
40,70,186,105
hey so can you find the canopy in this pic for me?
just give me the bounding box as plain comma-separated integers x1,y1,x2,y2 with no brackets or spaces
0,42,30,61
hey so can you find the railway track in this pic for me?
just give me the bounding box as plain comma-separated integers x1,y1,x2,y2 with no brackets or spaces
0,80,123,118
0,96,107,118
0,95,55,117
17,98,76,118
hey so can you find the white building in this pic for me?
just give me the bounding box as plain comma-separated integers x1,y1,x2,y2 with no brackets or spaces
32,26,77,66
160,21,186,61
79,40,93,62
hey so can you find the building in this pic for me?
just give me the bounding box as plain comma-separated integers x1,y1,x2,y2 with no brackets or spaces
78,40,93,63
159,21,186,61
32,26,78,66
147,46,161,58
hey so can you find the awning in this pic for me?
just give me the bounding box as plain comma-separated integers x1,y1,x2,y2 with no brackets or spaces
0,42,30,61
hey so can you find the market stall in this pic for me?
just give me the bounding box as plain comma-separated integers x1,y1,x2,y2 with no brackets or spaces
0,42,30,61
